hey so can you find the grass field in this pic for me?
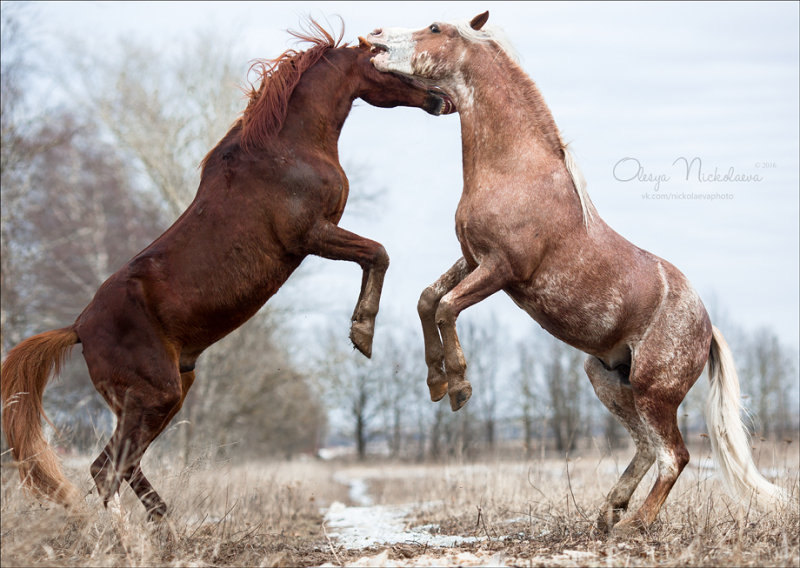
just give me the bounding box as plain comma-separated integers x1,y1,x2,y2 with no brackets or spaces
1,440,798,567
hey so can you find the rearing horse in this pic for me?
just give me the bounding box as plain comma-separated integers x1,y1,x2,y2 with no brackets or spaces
0,20,453,521
366,11,786,532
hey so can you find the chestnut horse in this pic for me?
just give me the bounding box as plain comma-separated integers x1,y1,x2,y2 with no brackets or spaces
0,21,453,521
367,11,786,532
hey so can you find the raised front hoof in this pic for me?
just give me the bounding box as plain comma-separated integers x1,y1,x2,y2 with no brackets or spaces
349,320,374,358
448,382,472,411
427,370,448,402
428,382,448,402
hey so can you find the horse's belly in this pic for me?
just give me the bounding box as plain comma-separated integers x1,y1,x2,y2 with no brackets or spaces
504,282,625,355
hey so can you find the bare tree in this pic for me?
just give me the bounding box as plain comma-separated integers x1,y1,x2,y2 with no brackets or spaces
2,110,170,442
375,326,425,458
68,32,246,215
459,316,502,451
1,3,50,353
161,315,325,463
542,335,587,453
314,323,384,460
516,338,547,458
740,327,798,440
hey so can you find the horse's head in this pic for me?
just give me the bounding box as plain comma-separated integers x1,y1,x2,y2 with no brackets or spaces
352,38,455,116
366,11,493,105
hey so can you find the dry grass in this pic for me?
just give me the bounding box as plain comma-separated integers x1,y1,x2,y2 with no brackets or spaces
1,441,798,567
1,455,344,567
366,442,800,567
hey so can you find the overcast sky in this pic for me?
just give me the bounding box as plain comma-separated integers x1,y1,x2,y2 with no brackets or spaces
15,2,800,358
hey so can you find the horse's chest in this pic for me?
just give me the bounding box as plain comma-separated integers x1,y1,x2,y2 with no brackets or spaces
454,195,519,266
280,158,348,221
454,214,481,266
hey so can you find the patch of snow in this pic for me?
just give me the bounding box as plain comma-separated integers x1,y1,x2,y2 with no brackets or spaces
320,549,508,567
324,501,483,550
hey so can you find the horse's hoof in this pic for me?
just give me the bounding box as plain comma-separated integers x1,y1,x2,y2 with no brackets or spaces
449,382,472,411
610,515,646,536
428,380,448,402
427,370,448,402
596,508,623,533
349,321,374,358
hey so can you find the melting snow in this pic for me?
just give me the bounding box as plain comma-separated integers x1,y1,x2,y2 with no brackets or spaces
324,472,484,550
324,501,483,550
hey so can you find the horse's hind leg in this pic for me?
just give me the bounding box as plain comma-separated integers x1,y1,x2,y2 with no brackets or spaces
126,370,196,520
585,357,655,532
85,343,183,521
612,338,707,532
417,257,471,401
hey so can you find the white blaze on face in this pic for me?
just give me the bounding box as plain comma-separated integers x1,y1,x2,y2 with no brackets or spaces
368,27,417,75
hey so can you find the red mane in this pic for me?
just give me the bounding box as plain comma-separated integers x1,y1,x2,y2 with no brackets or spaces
240,18,347,150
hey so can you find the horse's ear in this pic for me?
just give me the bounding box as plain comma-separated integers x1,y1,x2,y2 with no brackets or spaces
470,11,489,31
358,36,372,50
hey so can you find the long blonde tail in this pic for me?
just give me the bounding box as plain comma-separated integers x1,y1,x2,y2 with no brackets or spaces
706,325,787,508
1,327,80,505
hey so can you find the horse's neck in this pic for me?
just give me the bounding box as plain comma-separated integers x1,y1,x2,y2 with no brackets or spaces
281,54,356,151
455,48,565,177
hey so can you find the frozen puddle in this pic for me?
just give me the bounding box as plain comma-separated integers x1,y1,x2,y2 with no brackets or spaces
324,472,483,550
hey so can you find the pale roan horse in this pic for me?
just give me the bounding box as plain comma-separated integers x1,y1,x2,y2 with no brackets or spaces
366,11,787,533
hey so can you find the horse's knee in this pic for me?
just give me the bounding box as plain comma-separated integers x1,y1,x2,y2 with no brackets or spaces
435,295,458,328
369,244,389,271
417,286,440,318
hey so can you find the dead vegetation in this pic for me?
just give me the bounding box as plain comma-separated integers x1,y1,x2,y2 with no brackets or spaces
1,442,798,567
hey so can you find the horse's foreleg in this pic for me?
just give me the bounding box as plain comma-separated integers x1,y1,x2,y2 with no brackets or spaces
418,258,472,401
436,261,508,411
306,221,389,357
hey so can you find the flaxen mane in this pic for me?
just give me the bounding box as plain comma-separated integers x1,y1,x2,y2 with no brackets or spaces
240,19,347,150
453,18,595,225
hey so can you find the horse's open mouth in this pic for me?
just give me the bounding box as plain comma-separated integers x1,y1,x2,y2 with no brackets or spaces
427,87,456,115
359,37,456,115
360,37,388,55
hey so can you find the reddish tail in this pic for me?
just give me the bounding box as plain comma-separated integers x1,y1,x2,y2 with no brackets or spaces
1,327,80,505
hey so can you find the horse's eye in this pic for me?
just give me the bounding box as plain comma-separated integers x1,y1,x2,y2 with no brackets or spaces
430,23,440,33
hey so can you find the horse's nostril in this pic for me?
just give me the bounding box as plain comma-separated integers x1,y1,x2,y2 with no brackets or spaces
372,28,383,37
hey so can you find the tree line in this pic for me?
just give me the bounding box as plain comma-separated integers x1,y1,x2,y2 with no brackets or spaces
312,313,799,462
